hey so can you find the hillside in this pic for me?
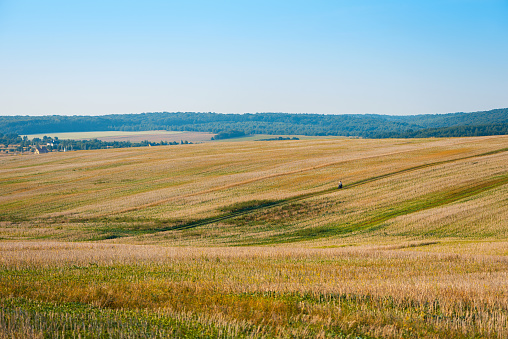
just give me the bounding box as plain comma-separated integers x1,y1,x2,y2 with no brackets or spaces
1,136,507,338
1,108,508,138
0,135,506,245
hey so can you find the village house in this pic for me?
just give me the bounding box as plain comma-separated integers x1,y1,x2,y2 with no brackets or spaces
34,146,49,154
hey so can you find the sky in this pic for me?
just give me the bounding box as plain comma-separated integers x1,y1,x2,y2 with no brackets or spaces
1,0,507,116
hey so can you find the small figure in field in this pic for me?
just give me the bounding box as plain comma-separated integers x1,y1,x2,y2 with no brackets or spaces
338,181,343,189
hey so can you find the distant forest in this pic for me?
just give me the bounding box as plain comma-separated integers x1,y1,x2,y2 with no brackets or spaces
1,108,507,138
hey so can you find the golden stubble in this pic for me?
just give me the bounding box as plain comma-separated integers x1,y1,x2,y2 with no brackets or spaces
1,241,508,337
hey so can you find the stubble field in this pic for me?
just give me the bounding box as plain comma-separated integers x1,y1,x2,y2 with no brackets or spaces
1,136,507,338
24,130,217,144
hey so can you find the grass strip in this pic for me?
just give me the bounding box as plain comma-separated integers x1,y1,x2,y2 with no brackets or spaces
243,174,508,245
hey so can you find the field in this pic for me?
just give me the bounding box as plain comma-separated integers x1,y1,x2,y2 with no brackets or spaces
1,136,507,338
23,130,216,143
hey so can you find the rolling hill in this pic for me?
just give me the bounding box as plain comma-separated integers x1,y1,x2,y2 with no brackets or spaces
1,136,507,338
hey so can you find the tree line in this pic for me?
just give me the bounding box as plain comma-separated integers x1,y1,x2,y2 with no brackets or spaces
0,133,191,153
1,108,507,138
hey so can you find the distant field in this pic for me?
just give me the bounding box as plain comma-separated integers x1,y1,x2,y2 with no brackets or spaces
1,135,507,338
22,131,344,143
217,134,350,142
23,130,216,143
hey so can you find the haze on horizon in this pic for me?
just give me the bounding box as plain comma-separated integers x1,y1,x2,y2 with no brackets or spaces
1,0,507,117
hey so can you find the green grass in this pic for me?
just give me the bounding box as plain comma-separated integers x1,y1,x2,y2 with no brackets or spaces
0,298,259,339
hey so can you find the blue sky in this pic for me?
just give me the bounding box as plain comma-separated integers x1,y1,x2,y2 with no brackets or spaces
1,0,507,115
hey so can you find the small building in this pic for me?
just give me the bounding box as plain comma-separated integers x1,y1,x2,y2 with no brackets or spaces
34,146,49,154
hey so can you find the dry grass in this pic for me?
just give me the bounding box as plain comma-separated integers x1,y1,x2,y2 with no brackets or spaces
1,136,508,337
1,241,508,337
1,136,506,245
23,130,216,143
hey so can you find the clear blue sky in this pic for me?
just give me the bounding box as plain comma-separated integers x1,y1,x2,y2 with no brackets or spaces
1,0,507,115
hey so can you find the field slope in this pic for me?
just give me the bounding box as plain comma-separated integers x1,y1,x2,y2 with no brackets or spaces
1,136,507,338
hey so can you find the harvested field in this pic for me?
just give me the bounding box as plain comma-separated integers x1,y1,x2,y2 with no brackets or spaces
1,135,507,338
23,130,216,143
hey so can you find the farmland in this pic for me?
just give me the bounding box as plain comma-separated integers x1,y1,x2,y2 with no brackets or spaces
1,135,507,338
23,130,216,144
